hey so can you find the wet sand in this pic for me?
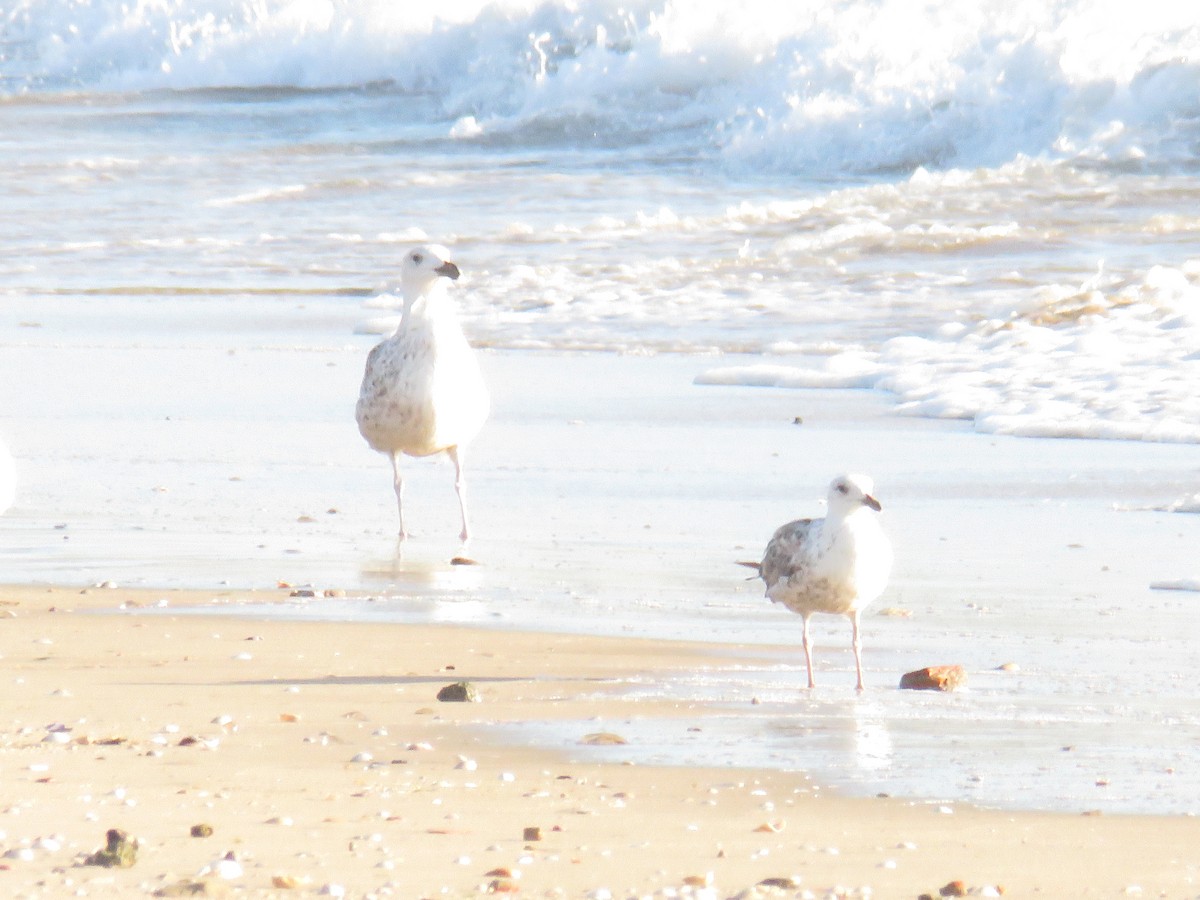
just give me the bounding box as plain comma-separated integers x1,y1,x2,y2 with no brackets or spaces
2,583,1197,899
3,348,1200,820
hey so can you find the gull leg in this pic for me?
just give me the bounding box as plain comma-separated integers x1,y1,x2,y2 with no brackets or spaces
447,446,470,542
850,611,865,692
801,614,816,689
390,452,408,540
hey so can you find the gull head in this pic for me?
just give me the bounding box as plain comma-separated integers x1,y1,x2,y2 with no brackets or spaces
827,473,882,515
400,244,460,295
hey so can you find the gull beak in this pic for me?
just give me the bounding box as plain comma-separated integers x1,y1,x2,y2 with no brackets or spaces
863,494,882,511
435,261,461,281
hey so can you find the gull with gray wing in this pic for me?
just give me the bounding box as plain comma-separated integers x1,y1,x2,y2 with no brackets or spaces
356,245,489,542
759,473,892,691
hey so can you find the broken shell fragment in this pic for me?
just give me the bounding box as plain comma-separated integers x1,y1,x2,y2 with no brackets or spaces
753,820,786,833
579,732,627,746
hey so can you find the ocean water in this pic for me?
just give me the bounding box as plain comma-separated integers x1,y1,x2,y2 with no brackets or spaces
2,0,1200,814
4,0,1200,441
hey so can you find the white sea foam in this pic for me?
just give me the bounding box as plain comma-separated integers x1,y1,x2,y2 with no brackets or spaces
1164,493,1200,514
5,3,1200,450
697,260,1200,444
5,0,1200,175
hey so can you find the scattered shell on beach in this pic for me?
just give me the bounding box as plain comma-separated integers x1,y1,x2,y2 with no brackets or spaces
271,874,311,889
522,826,542,842
189,824,214,838
757,877,801,889
579,732,627,746
753,820,786,833
200,851,243,880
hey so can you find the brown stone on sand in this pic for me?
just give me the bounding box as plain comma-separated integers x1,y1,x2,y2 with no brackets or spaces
436,681,480,702
522,826,543,842
900,665,966,691
83,828,138,868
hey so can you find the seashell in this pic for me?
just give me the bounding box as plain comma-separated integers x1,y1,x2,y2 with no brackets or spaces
753,820,786,833
202,851,242,879
579,732,627,746
758,877,801,889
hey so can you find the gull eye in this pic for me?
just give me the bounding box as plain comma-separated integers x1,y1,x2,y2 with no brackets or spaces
411,252,423,265
836,483,849,494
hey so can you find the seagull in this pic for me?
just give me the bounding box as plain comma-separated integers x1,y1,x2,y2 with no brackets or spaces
758,473,892,691
356,245,489,541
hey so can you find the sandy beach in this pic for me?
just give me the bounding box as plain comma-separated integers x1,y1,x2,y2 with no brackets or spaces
0,583,1195,899
6,10,1200,893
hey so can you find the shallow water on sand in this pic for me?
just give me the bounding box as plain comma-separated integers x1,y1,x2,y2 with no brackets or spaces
6,340,1192,814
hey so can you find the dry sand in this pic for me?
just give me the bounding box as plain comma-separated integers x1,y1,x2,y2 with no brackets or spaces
1,584,1197,899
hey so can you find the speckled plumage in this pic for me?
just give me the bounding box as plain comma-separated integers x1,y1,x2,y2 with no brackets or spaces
760,473,892,690
356,245,489,541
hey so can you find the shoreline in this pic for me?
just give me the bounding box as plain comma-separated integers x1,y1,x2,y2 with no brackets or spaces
2,584,1198,898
